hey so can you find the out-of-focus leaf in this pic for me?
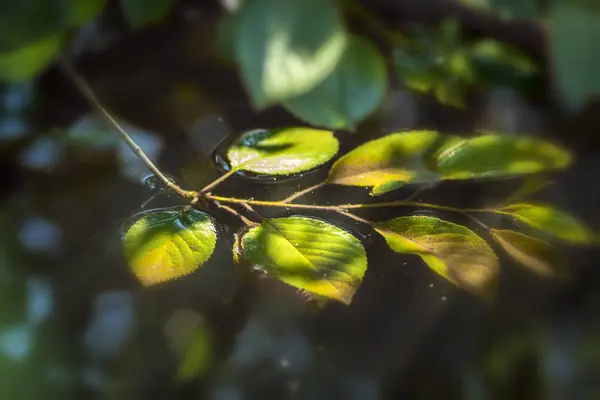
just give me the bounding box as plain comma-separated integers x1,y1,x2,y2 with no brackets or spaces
176,321,212,383
0,35,62,83
241,216,368,305
67,0,107,26
327,130,444,190
459,0,539,19
283,35,387,130
548,1,600,112
495,203,594,244
226,127,339,175
121,0,175,28
504,176,553,204
234,0,347,108
375,216,499,299
491,229,567,278
435,135,572,179
123,207,217,286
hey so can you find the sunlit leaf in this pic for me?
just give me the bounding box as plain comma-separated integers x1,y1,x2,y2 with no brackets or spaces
121,0,174,28
0,34,62,82
496,203,594,244
226,127,339,175
327,130,444,189
371,180,407,196
548,1,600,112
241,216,367,305
234,0,347,108
176,322,212,383
491,229,566,278
375,216,499,299
123,207,217,286
283,35,387,130
435,134,572,180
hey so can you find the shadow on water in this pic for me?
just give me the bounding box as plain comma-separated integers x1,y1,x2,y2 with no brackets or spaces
2,10,600,400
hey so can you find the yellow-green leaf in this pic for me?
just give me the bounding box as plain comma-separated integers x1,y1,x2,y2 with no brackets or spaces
123,207,217,286
496,203,594,244
0,34,62,82
234,0,347,108
327,130,445,190
435,134,572,180
374,216,499,299
491,229,566,278
226,127,339,175
176,322,212,383
241,216,367,305
370,180,407,196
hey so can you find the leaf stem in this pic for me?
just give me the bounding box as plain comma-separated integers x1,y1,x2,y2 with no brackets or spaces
214,202,257,226
281,181,328,203
60,60,196,200
198,169,238,195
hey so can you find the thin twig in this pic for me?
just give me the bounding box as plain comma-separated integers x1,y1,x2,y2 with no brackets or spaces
281,181,327,203
60,60,196,200
214,203,256,226
338,211,372,225
198,169,238,195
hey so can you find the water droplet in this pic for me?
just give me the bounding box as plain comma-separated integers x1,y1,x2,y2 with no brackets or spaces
142,174,181,192
429,283,434,288
441,296,447,302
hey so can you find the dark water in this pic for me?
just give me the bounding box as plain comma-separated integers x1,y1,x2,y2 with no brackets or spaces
2,16,600,400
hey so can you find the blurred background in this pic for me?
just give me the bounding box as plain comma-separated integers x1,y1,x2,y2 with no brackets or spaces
1,0,600,399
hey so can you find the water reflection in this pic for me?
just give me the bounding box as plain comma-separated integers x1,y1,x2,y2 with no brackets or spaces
18,216,62,254
20,137,62,171
26,277,53,326
0,324,32,362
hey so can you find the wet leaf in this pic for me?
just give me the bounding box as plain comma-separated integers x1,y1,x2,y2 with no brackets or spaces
0,34,62,82
226,127,339,175
435,135,572,180
491,229,566,278
234,0,347,108
375,216,499,299
496,203,594,244
283,35,387,130
123,207,217,286
548,1,600,112
121,0,174,28
241,216,367,305
327,130,444,190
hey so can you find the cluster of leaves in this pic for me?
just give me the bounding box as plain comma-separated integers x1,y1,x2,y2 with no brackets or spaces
460,0,600,111
123,127,596,305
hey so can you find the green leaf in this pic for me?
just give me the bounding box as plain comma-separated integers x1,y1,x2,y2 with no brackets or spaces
496,203,594,244
176,321,212,383
459,0,538,19
241,216,368,305
374,216,499,299
234,0,347,108
226,127,339,175
282,35,387,130
121,0,174,28
0,34,62,83
370,180,407,196
327,130,445,190
123,207,217,286
548,1,600,112
67,0,107,26
491,229,567,278
435,134,572,180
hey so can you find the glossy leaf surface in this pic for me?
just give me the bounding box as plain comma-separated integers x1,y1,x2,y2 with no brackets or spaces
436,135,571,179
226,127,339,175
375,216,499,299
241,216,367,305
123,208,217,286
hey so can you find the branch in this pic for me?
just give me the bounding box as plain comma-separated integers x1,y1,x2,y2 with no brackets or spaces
60,60,196,200
281,181,327,203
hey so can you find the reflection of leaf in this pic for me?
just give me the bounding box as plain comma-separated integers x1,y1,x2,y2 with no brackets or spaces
548,1,600,112
283,35,387,130
375,216,499,299
234,0,347,108
436,135,572,179
491,229,566,278
496,203,594,244
226,127,339,175
241,216,367,305
121,0,174,27
123,207,217,286
327,130,444,190
0,34,62,82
